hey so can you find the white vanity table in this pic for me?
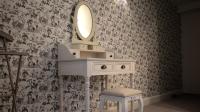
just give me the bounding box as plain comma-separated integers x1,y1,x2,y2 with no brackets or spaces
58,1,136,112
58,45,136,112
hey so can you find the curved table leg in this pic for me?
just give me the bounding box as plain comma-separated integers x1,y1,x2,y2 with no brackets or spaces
138,96,144,112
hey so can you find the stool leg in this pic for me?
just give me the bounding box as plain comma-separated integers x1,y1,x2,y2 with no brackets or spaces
99,96,105,112
131,101,135,112
138,96,144,112
118,102,122,112
122,99,128,112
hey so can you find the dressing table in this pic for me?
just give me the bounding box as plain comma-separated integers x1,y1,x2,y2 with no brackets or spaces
58,1,136,112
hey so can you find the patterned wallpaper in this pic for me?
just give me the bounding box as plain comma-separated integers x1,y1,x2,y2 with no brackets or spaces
0,0,182,112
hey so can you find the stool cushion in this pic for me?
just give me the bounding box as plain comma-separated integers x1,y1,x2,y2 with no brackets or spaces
100,88,142,97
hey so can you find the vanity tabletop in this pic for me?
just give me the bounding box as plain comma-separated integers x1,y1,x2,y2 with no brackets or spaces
58,58,136,62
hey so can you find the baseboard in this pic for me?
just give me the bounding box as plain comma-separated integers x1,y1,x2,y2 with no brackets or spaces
182,90,200,95
143,89,182,106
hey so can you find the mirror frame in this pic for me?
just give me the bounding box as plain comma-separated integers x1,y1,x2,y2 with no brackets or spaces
74,1,95,41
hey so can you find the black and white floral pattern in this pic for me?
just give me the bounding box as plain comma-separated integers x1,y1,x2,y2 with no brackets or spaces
0,0,182,112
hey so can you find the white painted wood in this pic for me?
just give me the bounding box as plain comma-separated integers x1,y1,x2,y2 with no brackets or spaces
118,102,122,112
58,61,88,76
85,76,90,112
113,62,131,72
58,44,76,60
59,75,64,112
58,44,136,112
58,59,135,77
105,75,109,110
99,94,143,112
122,98,128,112
138,96,144,112
131,101,134,112
99,96,105,112
106,52,114,59
93,63,113,71
130,73,134,112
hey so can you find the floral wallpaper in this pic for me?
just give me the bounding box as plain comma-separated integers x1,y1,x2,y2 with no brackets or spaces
0,0,182,112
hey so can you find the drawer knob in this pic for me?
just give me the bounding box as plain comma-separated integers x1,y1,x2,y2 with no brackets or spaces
121,65,126,69
101,65,107,70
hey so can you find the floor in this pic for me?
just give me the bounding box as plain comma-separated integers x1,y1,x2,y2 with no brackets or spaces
144,94,200,112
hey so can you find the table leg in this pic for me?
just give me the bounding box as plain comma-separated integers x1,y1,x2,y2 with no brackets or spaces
85,76,90,112
118,102,122,112
122,98,128,112
59,75,64,112
105,75,108,110
130,73,134,112
138,96,144,112
100,76,104,91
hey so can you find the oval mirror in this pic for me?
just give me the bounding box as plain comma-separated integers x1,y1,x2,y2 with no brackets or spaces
75,2,95,40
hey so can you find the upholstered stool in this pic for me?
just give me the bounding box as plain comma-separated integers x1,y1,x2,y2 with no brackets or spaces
99,88,143,112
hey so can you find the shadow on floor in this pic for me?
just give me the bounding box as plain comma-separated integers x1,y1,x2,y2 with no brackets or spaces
144,94,200,112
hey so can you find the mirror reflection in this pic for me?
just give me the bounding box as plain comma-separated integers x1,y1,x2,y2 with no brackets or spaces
77,5,93,38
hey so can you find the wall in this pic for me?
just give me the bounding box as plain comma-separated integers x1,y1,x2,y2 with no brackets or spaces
0,0,182,112
181,10,200,94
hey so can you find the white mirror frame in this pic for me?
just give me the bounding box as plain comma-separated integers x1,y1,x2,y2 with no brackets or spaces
74,1,95,42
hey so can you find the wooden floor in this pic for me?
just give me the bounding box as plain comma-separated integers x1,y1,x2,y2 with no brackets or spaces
144,94,200,112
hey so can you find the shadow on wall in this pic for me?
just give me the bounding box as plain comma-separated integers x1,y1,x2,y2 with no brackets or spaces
156,2,182,94
142,1,182,96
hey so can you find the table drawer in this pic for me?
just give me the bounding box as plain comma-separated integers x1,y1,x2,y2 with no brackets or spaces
92,62,113,73
113,62,132,72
